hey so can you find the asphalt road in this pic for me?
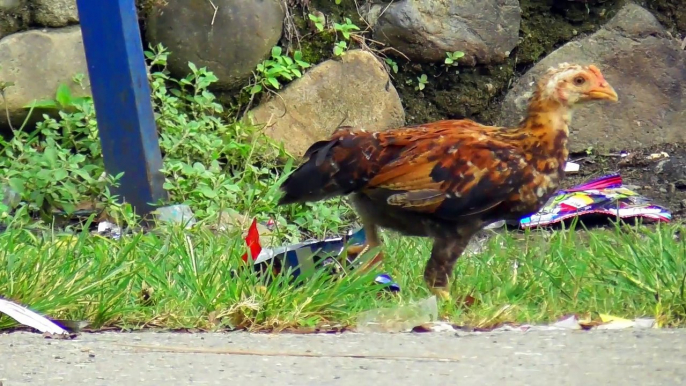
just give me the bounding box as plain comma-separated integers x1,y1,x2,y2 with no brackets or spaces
1,329,684,385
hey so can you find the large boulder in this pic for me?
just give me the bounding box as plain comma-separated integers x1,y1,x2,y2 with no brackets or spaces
247,49,405,158
364,0,521,65
498,3,686,153
32,0,79,27
0,26,90,129
146,0,285,90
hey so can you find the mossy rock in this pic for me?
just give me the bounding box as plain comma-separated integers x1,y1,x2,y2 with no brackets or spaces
641,0,686,35
0,4,30,39
517,0,623,65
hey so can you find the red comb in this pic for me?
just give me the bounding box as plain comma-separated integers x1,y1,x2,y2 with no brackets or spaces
241,218,262,262
588,64,607,83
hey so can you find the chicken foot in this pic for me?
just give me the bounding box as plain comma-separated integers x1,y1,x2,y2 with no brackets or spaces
424,236,472,301
346,223,384,272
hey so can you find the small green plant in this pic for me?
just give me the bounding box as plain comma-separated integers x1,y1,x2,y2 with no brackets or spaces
24,82,92,111
0,80,13,95
415,74,428,91
308,13,325,32
444,51,465,67
250,46,310,95
384,58,399,74
333,17,360,40
330,17,360,57
333,41,347,56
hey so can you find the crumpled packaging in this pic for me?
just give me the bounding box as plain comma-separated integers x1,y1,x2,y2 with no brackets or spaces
519,173,672,228
241,220,400,292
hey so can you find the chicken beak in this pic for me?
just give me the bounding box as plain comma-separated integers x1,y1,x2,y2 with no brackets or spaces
587,83,618,102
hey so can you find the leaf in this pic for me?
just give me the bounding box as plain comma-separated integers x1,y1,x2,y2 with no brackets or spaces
267,77,280,89
55,84,73,107
8,178,25,195
43,147,58,166
271,46,282,58
70,96,93,106
24,99,59,109
250,84,263,94
188,62,198,73
198,185,217,199
60,202,76,214
53,169,68,181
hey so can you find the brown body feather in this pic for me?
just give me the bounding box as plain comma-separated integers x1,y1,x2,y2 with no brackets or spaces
278,63,618,300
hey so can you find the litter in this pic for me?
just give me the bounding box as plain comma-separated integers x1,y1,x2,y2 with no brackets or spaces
241,219,400,292
0,298,69,336
153,204,197,228
646,152,669,160
96,221,122,240
563,161,580,173
356,296,438,333
519,173,672,228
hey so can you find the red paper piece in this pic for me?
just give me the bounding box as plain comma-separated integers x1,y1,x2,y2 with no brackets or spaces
241,218,262,262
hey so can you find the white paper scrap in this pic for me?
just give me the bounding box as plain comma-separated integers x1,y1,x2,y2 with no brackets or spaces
0,298,68,335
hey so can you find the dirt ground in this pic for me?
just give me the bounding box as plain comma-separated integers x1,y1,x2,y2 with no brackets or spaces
564,142,686,221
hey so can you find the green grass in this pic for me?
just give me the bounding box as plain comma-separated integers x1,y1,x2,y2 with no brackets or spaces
1,220,685,332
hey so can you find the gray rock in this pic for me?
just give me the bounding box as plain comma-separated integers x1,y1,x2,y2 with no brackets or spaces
146,0,285,90
247,49,405,158
365,0,520,65
0,0,21,10
0,1,29,39
0,26,90,129
32,0,79,27
497,3,686,153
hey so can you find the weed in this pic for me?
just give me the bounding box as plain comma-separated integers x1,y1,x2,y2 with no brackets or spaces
248,46,311,96
0,44,350,240
384,58,399,74
444,51,465,68
415,74,429,91
308,13,325,32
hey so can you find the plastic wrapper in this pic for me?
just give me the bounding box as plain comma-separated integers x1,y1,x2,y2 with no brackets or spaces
241,219,400,292
356,296,438,333
519,173,671,228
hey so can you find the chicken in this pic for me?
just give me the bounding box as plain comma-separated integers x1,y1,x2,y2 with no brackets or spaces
277,63,618,300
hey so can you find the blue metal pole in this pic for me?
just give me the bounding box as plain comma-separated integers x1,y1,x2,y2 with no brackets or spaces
75,0,167,216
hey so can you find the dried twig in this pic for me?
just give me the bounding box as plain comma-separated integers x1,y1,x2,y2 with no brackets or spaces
0,83,15,131
207,0,218,26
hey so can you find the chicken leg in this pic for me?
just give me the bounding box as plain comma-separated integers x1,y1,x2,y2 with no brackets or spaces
346,223,384,272
424,236,472,301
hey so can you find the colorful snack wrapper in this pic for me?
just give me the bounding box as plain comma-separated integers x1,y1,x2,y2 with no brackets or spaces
519,173,672,228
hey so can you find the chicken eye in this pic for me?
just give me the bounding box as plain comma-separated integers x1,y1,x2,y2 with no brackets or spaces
573,76,585,85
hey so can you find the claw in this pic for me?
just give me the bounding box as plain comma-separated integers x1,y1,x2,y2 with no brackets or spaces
429,287,452,302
